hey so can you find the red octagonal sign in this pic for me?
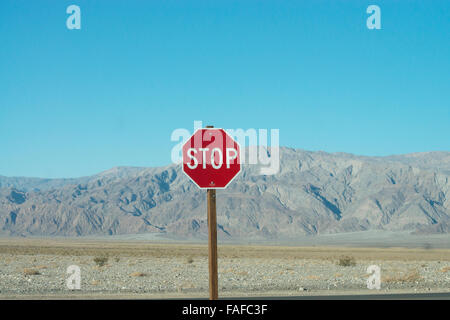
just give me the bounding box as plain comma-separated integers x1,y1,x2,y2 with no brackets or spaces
182,128,241,189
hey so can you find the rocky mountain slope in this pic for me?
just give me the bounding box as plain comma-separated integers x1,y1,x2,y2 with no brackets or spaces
0,148,449,239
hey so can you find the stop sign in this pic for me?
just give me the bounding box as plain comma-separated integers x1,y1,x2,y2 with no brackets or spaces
182,128,241,189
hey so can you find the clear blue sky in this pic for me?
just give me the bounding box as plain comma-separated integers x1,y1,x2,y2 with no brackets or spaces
0,0,449,178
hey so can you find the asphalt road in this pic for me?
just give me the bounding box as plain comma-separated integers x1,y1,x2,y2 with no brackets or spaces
220,292,450,300
2,291,449,300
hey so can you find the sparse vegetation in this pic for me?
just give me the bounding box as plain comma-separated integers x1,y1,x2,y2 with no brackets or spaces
93,256,108,267
129,272,147,277
440,266,450,273
337,255,356,267
383,269,422,283
23,268,40,275
285,267,293,271
0,239,448,298
34,265,47,270
1,239,449,262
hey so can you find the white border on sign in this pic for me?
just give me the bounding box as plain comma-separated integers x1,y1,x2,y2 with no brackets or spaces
181,128,242,190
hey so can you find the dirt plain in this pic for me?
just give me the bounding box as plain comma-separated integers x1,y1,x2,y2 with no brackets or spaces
0,238,449,299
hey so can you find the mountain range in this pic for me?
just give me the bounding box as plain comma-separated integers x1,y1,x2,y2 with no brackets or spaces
1,148,449,239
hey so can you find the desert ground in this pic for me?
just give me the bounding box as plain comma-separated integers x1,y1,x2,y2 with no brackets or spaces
0,238,449,299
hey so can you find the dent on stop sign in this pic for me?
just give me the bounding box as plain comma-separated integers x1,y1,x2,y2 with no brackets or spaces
182,128,242,189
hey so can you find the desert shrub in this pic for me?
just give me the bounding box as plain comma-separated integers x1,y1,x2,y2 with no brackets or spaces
93,256,108,267
337,255,356,267
186,257,194,264
129,272,147,277
23,268,40,275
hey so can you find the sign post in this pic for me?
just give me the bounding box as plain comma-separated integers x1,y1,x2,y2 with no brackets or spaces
206,125,218,300
182,125,241,300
